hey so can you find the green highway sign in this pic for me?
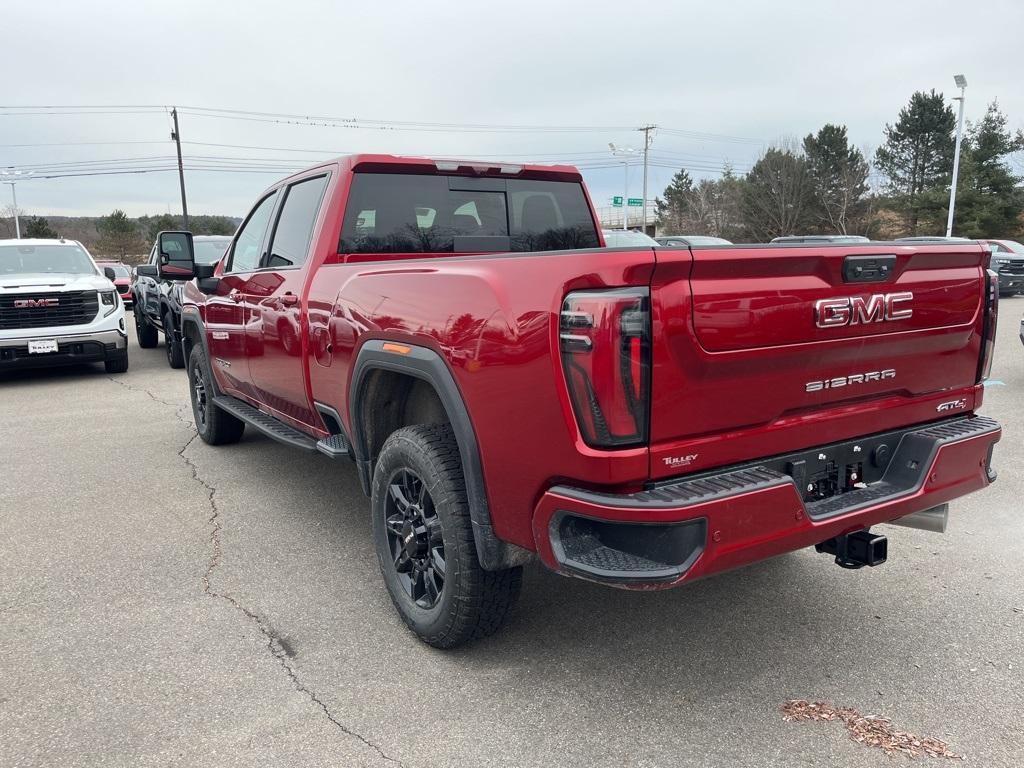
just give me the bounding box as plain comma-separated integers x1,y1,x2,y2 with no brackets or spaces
612,196,623,206
627,198,643,207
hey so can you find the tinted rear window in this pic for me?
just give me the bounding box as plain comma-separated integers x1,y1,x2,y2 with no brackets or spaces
339,173,599,254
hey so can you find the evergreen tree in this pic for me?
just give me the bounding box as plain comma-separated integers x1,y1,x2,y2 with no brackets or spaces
874,90,956,234
24,216,58,239
803,124,872,235
96,209,144,258
951,101,1024,237
655,169,695,233
741,147,813,240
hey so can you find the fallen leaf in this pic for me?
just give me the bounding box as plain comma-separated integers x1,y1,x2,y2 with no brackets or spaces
780,700,963,760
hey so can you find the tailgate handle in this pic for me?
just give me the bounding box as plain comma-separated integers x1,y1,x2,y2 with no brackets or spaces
843,255,896,283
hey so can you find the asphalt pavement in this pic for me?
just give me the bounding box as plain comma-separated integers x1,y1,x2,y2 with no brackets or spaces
2,304,1022,767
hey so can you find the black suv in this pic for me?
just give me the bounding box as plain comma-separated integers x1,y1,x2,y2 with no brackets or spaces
132,234,231,368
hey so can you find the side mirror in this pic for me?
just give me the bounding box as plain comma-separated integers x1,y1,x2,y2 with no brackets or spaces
136,264,159,278
103,266,117,281
157,231,196,280
195,263,221,294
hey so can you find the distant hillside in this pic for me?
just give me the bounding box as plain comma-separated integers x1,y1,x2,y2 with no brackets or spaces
0,213,242,262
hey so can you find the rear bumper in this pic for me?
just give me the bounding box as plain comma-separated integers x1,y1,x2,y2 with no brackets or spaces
532,416,1000,588
0,328,128,369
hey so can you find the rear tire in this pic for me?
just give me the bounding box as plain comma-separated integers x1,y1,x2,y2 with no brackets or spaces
371,424,522,648
188,345,244,445
135,305,159,348
165,311,185,369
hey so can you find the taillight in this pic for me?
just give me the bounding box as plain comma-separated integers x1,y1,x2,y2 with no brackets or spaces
977,269,999,382
560,288,650,448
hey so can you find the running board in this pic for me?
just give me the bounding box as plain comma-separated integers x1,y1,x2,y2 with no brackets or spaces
212,395,318,452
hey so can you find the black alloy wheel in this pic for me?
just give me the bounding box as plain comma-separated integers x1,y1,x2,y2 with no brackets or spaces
383,468,446,608
191,359,209,430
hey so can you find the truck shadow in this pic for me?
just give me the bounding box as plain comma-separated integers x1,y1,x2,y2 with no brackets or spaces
0,363,105,385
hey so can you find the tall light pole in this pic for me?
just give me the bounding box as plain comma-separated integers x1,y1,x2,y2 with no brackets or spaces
946,74,967,237
609,143,639,230
0,168,33,238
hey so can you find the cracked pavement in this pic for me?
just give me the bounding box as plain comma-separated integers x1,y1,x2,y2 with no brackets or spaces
1,308,1023,767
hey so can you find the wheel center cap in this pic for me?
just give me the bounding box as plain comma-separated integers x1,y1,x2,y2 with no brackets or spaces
401,520,424,558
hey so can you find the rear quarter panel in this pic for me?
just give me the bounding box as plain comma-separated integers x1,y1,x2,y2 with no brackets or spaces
307,243,655,552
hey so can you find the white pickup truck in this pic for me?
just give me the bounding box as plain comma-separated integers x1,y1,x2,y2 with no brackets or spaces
0,239,128,373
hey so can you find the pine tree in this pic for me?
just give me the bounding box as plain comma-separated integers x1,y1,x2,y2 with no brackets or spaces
951,101,1024,237
741,147,813,240
655,169,695,233
803,124,871,235
96,209,144,258
24,216,58,239
874,90,956,234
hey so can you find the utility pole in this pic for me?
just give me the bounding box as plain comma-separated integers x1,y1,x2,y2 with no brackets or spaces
945,76,967,238
171,108,189,230
639,125,655,234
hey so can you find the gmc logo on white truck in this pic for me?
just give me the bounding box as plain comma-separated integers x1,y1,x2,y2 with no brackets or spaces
814,292,913,329
13,298,60,308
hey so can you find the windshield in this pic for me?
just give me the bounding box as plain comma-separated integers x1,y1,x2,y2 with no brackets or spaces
0,244,97,276
194,238,231,265
1003,241,1024,255
603,230,659,247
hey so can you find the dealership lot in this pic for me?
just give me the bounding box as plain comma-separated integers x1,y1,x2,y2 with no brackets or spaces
1,307,1021,767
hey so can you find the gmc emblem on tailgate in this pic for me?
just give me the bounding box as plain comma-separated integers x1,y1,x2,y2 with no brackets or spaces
13,298,60,308
814,292,913,328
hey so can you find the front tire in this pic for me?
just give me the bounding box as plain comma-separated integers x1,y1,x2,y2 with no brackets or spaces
104,353,129,374
165,311,185,369
371,424,522,648
188,346,244,445
135,305,159,348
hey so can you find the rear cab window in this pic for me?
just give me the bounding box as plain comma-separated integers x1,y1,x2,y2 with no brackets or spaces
339,172,599,255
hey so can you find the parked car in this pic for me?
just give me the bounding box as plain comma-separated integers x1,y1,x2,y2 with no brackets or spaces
981,240,1024,296
159,154,999,648
0,238,128,372
94,261,133,308
133,235,231,368
601,229,660,247
770,235,870,244
655,235,732,246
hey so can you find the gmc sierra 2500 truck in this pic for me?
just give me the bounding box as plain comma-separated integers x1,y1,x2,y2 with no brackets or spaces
158,155,1000,648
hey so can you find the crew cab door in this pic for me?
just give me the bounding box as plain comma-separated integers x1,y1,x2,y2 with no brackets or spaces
245,173,330,429
205,190,279,398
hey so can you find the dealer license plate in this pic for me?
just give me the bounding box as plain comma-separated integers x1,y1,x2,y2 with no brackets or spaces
28,339,59,354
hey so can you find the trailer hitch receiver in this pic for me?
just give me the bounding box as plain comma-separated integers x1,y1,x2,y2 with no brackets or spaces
815,530,887,569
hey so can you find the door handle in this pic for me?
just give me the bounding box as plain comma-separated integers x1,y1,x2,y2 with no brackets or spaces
280,293,299,306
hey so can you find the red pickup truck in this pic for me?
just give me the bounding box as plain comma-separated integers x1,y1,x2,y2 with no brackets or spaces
161,154,1001,647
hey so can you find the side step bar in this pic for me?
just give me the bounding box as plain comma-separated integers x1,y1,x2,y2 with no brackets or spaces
212,394,349,458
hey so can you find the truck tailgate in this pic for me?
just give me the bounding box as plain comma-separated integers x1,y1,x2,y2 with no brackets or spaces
648,243,988,480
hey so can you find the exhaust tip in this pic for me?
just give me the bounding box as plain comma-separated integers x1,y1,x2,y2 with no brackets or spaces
888,504,949,534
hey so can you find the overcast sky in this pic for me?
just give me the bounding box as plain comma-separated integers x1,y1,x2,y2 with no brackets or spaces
2,0,1022,219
